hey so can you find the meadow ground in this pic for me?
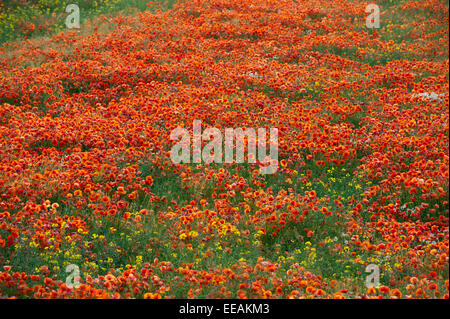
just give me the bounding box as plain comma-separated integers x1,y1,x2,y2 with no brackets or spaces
0,0,448,298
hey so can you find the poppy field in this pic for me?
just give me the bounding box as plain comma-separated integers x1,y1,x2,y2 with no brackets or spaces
0,0,448,299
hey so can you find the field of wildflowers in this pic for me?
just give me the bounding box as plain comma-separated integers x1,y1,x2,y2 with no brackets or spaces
0,0,448,299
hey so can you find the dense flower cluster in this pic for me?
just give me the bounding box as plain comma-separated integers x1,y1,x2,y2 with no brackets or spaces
0,0,448,298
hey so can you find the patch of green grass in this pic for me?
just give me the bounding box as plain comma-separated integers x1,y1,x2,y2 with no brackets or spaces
0,0,179,44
